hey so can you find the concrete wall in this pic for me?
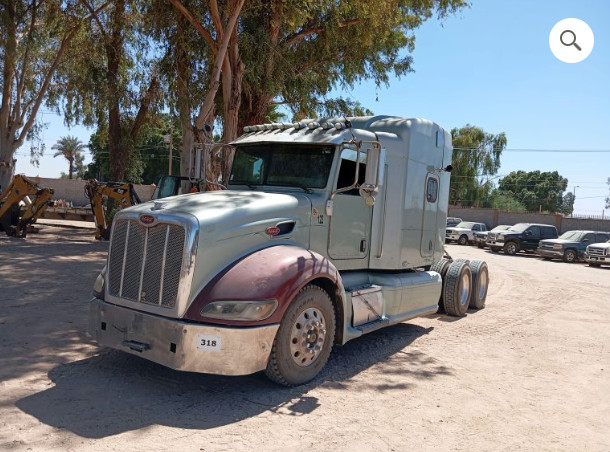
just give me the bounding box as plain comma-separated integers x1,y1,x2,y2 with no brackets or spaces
28,177,156,207
449,206,610,234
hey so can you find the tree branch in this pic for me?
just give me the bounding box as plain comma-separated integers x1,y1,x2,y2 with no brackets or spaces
283,18,362,47
167,0,217,55
130,74,159,140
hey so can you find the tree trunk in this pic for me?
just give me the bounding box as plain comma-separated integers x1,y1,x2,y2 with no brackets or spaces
175,13,194,190
69,158,74,179
106,0,126,181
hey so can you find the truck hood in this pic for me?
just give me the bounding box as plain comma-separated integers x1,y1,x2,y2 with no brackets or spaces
129,190,312,234
446,227,472,233
539,239,578,246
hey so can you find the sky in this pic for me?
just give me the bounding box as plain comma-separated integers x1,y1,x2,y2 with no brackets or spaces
15,0,610,216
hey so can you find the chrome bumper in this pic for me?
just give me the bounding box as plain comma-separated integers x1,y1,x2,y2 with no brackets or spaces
585,253,608,264
537,249,563,258
89,298,279,376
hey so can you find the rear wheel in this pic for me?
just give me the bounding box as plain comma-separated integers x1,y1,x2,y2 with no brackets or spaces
468,260,489,310
563,249,577,263
265,285,336,386
491,247,500,253
588,262,601,267
430,258,452,312
442,260,472,317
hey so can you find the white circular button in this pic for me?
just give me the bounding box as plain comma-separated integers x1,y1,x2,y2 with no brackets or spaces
549,18,594,63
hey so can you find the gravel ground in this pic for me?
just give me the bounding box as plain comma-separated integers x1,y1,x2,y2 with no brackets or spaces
1,225,609,451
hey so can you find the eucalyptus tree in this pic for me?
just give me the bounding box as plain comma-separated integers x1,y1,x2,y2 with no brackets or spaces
449,125,507,207
56,0,160,182
0,0,108,190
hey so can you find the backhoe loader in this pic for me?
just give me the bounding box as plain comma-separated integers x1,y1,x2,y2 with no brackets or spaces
0,175,54,237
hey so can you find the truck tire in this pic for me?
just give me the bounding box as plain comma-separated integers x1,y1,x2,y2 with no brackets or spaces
504,241,519,255
442,260,472,317
563,249,577,263
588,262,600,268
491,246,500,253
265,285,336,386
430,258,452,312
458,235,468,245
468,260,488,310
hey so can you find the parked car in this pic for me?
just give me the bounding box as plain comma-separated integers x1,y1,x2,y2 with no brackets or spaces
538,230,610,263
487,223,558,255
446,221,487,245
474,225,512,248
446,217,462,227
585,239,610,267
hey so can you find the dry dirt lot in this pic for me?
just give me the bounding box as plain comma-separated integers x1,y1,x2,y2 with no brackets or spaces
1,225,609,451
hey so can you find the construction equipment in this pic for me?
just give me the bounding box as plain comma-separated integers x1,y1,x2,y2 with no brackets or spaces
0,174,54,237
85,180,142,240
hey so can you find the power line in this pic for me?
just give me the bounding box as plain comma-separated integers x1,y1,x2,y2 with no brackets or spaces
453,147,610,153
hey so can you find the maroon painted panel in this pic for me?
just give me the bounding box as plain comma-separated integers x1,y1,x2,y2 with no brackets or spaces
183,245,339,326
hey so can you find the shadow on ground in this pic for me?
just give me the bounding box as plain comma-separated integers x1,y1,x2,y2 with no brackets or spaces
16,322,448,438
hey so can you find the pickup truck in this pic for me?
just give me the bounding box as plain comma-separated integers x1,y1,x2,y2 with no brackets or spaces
445,221,487,245
538,230,610,263
487,223,558,255
585,239,610,267
474,225,511,248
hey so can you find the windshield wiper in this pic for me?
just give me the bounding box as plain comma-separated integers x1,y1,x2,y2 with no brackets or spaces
230,180,258,189
274,181,313,194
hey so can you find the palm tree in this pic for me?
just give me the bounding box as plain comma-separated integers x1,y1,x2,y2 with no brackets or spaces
52,136,87,180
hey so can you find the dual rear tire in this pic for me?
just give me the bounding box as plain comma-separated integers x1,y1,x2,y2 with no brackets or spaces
439,259,489,316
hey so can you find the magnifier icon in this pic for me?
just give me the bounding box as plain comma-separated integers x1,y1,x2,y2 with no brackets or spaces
560,30,582,50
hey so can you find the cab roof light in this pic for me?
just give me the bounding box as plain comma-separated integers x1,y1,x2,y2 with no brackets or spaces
307,121,320,129
321,122,333,130
334,122,345,130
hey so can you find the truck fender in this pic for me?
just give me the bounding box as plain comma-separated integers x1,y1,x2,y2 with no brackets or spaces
183,245,344,328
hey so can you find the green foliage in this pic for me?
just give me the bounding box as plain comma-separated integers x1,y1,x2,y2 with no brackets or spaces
559,191,575,216
491,192,527,211
498,170,568,213
85,115,179,184
238,0,468,124
52,135,87,179
450,125,507,207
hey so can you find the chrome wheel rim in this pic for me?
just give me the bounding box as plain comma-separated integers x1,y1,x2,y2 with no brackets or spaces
565,251,575,262
289,307,327,367
459,272,471,306
507,243,516,254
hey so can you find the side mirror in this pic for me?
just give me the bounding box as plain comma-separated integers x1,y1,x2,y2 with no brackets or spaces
359,145,380,206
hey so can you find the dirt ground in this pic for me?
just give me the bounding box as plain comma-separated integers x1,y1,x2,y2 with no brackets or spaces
1,224,609,451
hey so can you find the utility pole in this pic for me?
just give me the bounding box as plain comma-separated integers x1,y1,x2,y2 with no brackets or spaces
163,127,174,175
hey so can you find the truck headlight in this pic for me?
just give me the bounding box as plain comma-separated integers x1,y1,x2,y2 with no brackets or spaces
93,265,106,299
553,244,563,250
200,300,278,321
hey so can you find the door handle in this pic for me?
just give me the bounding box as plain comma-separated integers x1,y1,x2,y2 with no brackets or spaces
360,239,367,253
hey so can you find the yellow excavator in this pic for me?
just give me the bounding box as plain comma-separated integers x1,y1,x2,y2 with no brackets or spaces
85,176,203,240
0,174,55,237
84,180,143,240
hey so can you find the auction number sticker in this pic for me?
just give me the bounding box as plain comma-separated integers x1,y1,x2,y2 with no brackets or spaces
196,334,221,352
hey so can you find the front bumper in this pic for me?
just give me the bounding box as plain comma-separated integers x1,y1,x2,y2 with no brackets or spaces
585,253,609,264
537,248,563,258
89,298,279,376
486,240,504,247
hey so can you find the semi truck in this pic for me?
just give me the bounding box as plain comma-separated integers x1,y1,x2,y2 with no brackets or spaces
88,115,489,386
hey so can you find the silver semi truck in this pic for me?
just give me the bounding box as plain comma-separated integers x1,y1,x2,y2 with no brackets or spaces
88,115,489,386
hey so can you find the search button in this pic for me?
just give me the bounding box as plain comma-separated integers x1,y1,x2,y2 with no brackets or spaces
560,30,581,51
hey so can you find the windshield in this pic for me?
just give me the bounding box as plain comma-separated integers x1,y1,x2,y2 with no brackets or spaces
491,225,511,232
558,231,583,241
229,143,335,189
455,221,476,229
508,223,530,233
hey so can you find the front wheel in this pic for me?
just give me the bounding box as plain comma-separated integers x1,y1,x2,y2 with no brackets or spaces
265,285,336,386
504,242,519,255
458,235,468,246
563,249,577,263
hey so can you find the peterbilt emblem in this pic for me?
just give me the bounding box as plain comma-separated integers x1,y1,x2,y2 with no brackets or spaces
139,214,157,226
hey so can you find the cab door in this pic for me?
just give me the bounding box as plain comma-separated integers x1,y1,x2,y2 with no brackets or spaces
328,149,373,264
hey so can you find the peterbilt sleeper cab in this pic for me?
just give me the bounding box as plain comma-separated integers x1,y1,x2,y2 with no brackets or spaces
88,116,489,386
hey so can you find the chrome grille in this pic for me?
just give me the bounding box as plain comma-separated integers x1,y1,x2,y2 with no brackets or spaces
587,247,606,256
108,219,186,308
539,243,554,250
